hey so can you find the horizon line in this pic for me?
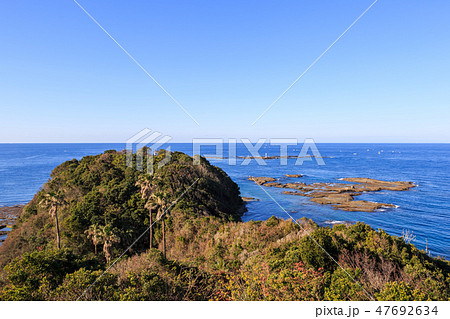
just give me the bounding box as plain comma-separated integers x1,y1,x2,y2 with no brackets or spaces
0,141,449,144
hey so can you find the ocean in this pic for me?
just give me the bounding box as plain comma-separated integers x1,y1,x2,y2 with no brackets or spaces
0,143,449,259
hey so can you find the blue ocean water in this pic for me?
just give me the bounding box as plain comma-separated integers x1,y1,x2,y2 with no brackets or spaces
0,143,449,259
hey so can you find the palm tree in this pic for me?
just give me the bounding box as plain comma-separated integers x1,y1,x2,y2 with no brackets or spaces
136,176,157,248
101,225,120,263
145,201,158,248
85,224,103,255
39,191,65,249
152,193,168,257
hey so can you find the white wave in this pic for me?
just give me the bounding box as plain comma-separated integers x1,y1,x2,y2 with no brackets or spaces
324,220,346,225
23,155,41,160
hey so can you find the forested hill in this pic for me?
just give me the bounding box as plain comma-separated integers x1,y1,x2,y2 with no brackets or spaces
0,149,243,265
0,150,449,301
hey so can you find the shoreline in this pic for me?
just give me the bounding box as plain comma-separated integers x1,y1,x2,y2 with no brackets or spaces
0,205,23,243
0,205,23,223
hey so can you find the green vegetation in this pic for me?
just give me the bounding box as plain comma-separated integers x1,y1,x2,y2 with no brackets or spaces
0,150,448,301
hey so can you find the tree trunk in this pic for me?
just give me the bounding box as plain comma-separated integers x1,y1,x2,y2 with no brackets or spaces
94,243,97,255
54,208,61,250
149,210,153,248
162,218,166,258
104,242,111,263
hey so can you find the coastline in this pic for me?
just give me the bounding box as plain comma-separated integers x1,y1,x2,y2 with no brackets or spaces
0,205,23,244
0,147,448,301
0,143,449,259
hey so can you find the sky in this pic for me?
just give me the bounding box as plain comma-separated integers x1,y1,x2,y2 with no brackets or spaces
1,0,449,143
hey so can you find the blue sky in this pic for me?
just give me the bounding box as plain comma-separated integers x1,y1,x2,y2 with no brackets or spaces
1,0,449,142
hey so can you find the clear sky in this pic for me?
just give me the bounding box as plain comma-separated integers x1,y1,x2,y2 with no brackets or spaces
1,0,449,143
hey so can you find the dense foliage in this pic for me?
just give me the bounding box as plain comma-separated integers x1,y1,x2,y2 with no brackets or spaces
0,150,448,301
0,149,243,265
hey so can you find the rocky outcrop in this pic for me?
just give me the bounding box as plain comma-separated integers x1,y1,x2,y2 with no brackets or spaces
249,176,415,212
285,174,303,178
248,177,276,185
263,182,284,188
239,155,329,160
341,178,415,191
240,156,298,160
0,205,23,243
0,205,22,227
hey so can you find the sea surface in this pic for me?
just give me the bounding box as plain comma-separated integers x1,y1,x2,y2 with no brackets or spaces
0,143,449,259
